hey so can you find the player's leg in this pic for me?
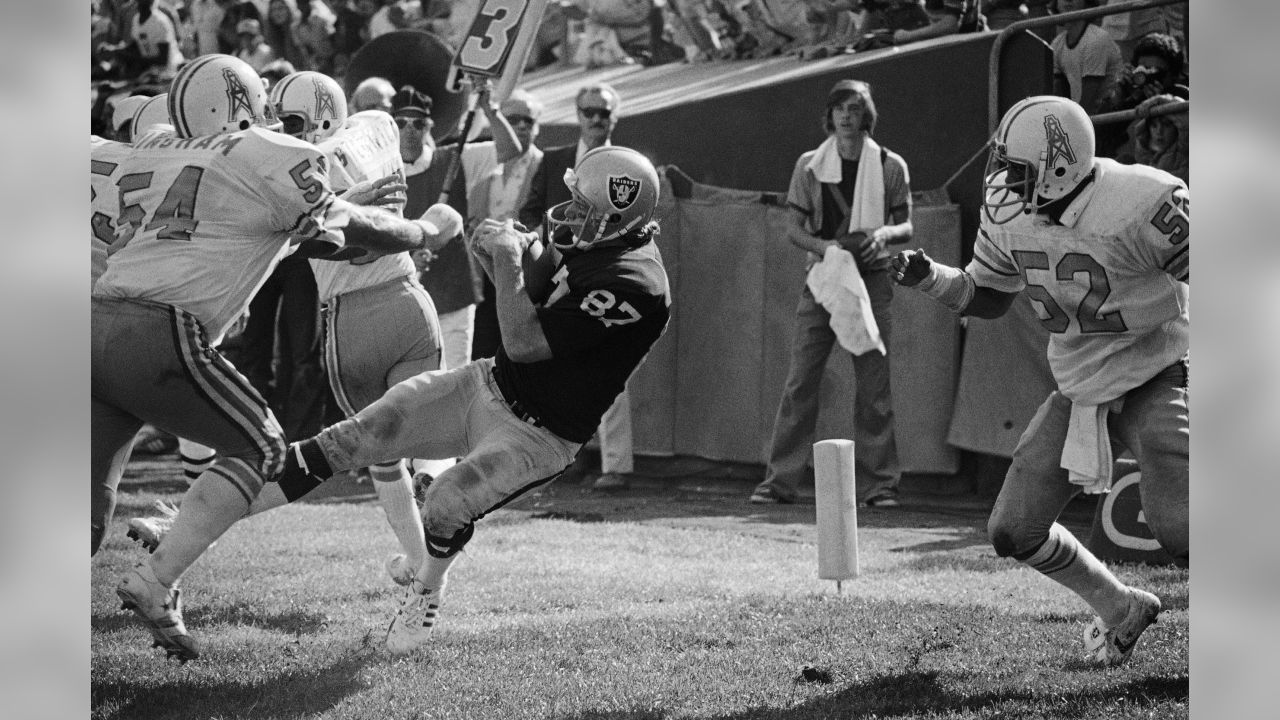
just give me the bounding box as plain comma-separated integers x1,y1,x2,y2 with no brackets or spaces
987,391,1143,661
1111,358,1190,566
386,375,581,653
177,438,217,484
90,398,144,555
101,300,286,660
851,270,901,505
755,286,837,502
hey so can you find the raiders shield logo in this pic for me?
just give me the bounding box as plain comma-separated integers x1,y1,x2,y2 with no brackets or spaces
608,175,642,210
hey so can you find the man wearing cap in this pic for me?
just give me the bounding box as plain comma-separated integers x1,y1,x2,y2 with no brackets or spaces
518,82,636,492
750,78,913,509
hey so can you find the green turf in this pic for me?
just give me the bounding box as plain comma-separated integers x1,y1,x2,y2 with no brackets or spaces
92,468,1188,719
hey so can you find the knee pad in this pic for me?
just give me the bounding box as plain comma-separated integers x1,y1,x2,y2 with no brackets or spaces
425,522,475,559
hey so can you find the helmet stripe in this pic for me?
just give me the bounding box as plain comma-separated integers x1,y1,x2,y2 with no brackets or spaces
170,55,221,138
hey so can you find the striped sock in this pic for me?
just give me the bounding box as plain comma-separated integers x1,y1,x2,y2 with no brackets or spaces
177,438,217,484
1016,523,1131,626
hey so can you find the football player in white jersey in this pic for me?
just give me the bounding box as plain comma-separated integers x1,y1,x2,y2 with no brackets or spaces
99,54,461,662
277,71,440,585
893,96,1188,667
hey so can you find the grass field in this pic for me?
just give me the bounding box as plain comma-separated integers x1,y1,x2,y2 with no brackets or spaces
91,457,1189,719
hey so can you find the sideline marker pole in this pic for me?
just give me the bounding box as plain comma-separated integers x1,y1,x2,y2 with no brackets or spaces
814,439,859,587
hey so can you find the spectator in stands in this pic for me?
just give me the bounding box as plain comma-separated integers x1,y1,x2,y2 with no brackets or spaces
99,0,185,79
520,83,638,491
264,0,308,70
796,0,861,57
1097,32,1187,159
332,0,381,76
189,0,226,55
665,0,726,61
351,76,397,113
1100,0,1169,61
1128,94,1187,184
854,0,929,51
891,0,982,45
235,18,278,72
983,0,1027,30
573,0,662,66
217,0,264,54
295,0,337,74
1050,0,1121,114
751,79,911,508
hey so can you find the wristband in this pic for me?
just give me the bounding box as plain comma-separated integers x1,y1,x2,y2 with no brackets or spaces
916,262,975,314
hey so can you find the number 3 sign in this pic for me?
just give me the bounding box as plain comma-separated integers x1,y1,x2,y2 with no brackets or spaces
452,0,546,80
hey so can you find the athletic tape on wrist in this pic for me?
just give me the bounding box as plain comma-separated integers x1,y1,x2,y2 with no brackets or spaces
916,262,975,313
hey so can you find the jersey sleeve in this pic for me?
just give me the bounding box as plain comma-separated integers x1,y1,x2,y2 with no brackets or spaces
537,270,662,356
1134,184,1189,282
965,224,1026,293
883,153,912,216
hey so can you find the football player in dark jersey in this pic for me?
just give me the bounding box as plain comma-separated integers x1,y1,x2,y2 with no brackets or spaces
264,145,672,653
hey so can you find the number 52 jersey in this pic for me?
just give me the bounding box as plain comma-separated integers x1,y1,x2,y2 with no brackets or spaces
93,126,347,343
968,158,1189,405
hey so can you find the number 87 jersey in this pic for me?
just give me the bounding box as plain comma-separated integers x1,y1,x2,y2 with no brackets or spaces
968,157,1189,406
94,126,345,344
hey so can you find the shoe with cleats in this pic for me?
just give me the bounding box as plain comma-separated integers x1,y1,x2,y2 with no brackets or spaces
386,579,444,654
1083,587,1162,667
126,499,180,553
116,562,199,662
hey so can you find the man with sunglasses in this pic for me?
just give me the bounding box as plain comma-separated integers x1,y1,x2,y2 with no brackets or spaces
519,82,636,492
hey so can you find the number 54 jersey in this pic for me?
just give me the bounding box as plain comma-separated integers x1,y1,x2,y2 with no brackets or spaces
93,126,346,343
968,158,1189,405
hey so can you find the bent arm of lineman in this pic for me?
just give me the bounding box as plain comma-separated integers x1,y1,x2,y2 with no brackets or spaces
892,248,1017,319
311,200,462,261
478,219,554,362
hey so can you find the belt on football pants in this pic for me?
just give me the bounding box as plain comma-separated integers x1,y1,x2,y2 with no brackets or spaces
498,389,546,429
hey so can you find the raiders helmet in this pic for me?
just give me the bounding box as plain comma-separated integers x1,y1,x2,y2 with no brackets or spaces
983,95,1095,224
547,145,659,251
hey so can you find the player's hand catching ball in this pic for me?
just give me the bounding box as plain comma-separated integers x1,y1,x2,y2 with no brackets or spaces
473,218,535,262
891,249,934,287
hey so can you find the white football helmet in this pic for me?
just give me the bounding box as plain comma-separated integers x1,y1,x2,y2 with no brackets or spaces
111,95,150,136
168,54,279,139
130,94,171,141
546,145,659,251
983,95,1096,224
270,71,348,144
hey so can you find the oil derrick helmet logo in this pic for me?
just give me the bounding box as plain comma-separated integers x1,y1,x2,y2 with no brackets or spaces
1043,114,1077,172
224,67,257,124
315,83,336,122
608,175,641,210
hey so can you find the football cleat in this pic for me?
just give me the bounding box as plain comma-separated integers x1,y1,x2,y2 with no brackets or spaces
385,553,416,587
116,562,199,662
1083,587,1162,667
126,499,180,553
385,579,444,654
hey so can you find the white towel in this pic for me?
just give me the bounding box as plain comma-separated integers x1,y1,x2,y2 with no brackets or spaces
1061,398,1125,493
806,245,885,357
805,136,885,235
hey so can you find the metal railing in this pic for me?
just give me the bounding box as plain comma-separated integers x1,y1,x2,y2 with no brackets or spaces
987,0,1188,134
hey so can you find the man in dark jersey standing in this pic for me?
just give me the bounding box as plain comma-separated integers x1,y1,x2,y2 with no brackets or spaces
266,145,671,654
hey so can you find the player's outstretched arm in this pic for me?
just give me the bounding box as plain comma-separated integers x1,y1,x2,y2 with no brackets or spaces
891,248,1016,319
340,200,463,256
